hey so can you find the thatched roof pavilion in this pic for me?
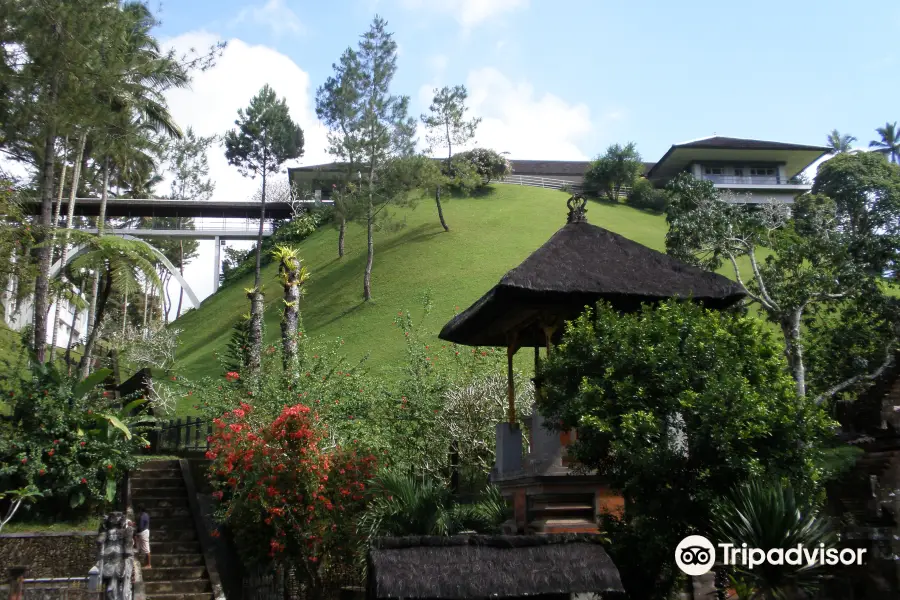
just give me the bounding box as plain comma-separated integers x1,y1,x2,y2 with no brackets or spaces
439,196,745,349
366,534,624,599
438,196,744,426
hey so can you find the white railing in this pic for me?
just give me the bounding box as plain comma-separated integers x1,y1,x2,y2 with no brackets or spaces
499,174,583,191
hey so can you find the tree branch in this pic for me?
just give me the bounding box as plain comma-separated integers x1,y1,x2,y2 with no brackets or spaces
747,249,780,311
813,340,898,405
726,253,772,310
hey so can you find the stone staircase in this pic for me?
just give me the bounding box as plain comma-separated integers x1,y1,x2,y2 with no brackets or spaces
526,492,599,534
131,460,213,600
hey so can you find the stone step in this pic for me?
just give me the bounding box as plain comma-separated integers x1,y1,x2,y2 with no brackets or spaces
144,579,211,595
153,541,202,555
152,554,205,568
142,594,211,600
529,503,594,516
146,506,192,519
134,497,190,509
142,567,208,581
153,528,198,543
138,460,181,470
132,477,185,489
132,487,188,499
152,517,196,530
133,469,182,480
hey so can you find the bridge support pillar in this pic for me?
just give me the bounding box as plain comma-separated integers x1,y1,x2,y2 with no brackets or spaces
213,236,221,291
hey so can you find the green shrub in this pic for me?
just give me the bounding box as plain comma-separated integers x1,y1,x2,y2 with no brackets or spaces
453,148,511,184
0,362,153,519
626,178,670,212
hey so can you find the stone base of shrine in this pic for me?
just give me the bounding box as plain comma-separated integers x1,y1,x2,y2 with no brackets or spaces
491,472,624,535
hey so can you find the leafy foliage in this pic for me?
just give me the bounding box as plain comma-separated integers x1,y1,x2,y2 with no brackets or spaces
0,360,152,518
583,142,644,200
536,300,835,600
625,177,670,212
712,480,837,599
453,148,512,184
206,402,378,591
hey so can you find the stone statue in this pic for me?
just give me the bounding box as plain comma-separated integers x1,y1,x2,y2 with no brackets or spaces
97,512,135,600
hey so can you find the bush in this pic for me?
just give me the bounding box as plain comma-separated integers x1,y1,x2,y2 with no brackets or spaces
0,362,153,519
626,178,670,212
452,148,511,184
206,402,378,589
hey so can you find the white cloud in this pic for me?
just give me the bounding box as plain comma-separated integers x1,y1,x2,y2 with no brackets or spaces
400,0,528,30
422,67,592,160
427,54,448,74
160,31,330,308
230,0,305,37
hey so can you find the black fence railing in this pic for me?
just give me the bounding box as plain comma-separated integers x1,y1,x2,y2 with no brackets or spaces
153,416,213,454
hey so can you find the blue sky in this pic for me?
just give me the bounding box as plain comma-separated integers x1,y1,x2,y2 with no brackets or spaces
156,0,899,163
151,0,900,306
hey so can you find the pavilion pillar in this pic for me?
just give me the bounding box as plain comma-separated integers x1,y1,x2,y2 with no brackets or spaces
213,236,221,291
494,334,523,479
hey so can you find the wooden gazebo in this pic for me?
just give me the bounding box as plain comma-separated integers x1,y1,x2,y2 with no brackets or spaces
438,196,745,533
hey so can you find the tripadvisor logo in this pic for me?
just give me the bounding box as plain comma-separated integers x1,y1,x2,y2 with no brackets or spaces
675,535,867,576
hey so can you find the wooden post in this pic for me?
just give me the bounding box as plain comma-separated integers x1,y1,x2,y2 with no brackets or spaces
175,417,182,451
506,334,518,425
7,567,26,600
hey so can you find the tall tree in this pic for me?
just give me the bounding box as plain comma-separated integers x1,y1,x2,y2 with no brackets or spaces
420,85,481,231
224,85,304,288
224,85,304,373
271,245,310,373
869,121,900,164
665,153,900,402
827,129,856,153
321,16,416,301
316,49,364,259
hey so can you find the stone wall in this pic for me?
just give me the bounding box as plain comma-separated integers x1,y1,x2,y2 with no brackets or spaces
0,532,96,578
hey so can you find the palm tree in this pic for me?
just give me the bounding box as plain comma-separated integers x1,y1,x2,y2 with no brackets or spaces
826,129,856,154
711,480,836,600
357,471,510,544
869,122,900,163
56,231,162,378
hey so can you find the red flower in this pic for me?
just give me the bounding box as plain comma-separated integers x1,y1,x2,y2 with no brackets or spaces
20,458,26,464
106,464,113,469
80,478,87,484
39,469,45,475
210,529,221,538
53,439,59,445
47,449,54,457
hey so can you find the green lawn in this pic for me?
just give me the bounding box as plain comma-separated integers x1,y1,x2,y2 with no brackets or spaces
174,185,752,386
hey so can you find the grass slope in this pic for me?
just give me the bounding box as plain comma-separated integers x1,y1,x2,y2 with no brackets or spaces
174,185,688,380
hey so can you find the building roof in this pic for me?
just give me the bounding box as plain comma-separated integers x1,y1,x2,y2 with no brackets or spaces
366,534,624,599
646,136,830,182
508,160,590,176
438,197,745,347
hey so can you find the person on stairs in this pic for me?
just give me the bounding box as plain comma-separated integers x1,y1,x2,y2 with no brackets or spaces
134,505,151,569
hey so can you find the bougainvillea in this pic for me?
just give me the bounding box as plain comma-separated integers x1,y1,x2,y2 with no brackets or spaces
207,402,377,591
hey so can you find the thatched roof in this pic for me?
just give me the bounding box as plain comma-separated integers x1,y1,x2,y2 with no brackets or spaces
439,197,745,347
367,534,624,599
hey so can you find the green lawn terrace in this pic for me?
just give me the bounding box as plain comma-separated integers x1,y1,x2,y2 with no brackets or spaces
172,184,761,388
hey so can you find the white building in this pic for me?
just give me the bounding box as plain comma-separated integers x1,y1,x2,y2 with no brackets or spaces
644,136,831,204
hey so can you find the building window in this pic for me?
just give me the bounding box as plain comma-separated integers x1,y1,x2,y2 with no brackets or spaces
704,167,724,175
733,167,744,177
750,167,776,176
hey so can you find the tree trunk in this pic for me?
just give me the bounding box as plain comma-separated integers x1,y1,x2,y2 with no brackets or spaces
280,262,300,373
122,285,128,338
435,185,449,231
64,287,80,376
49,132,87,359
338,217,345,258
97,157,110,234
248,290,264,374
781,312,806,398
33,75,61,361
142,280,149,331
176,241,185,318
254,168,267,288
79,267,113,379
363,196,374,301
52,136,68,229
84,270,100,360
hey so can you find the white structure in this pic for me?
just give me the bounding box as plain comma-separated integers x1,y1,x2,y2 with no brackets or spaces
2,277,89,349
645,136,831,204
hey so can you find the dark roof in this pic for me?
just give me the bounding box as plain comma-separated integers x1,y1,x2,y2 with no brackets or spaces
367,534,624,599
674,136,831,152
23,198,295,220
508,160,590,176
439,197,745,347
646,136,830,179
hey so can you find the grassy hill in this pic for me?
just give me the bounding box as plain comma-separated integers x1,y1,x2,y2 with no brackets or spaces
174,185,684,380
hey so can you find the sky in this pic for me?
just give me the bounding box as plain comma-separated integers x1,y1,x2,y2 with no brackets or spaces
147,0,900,312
